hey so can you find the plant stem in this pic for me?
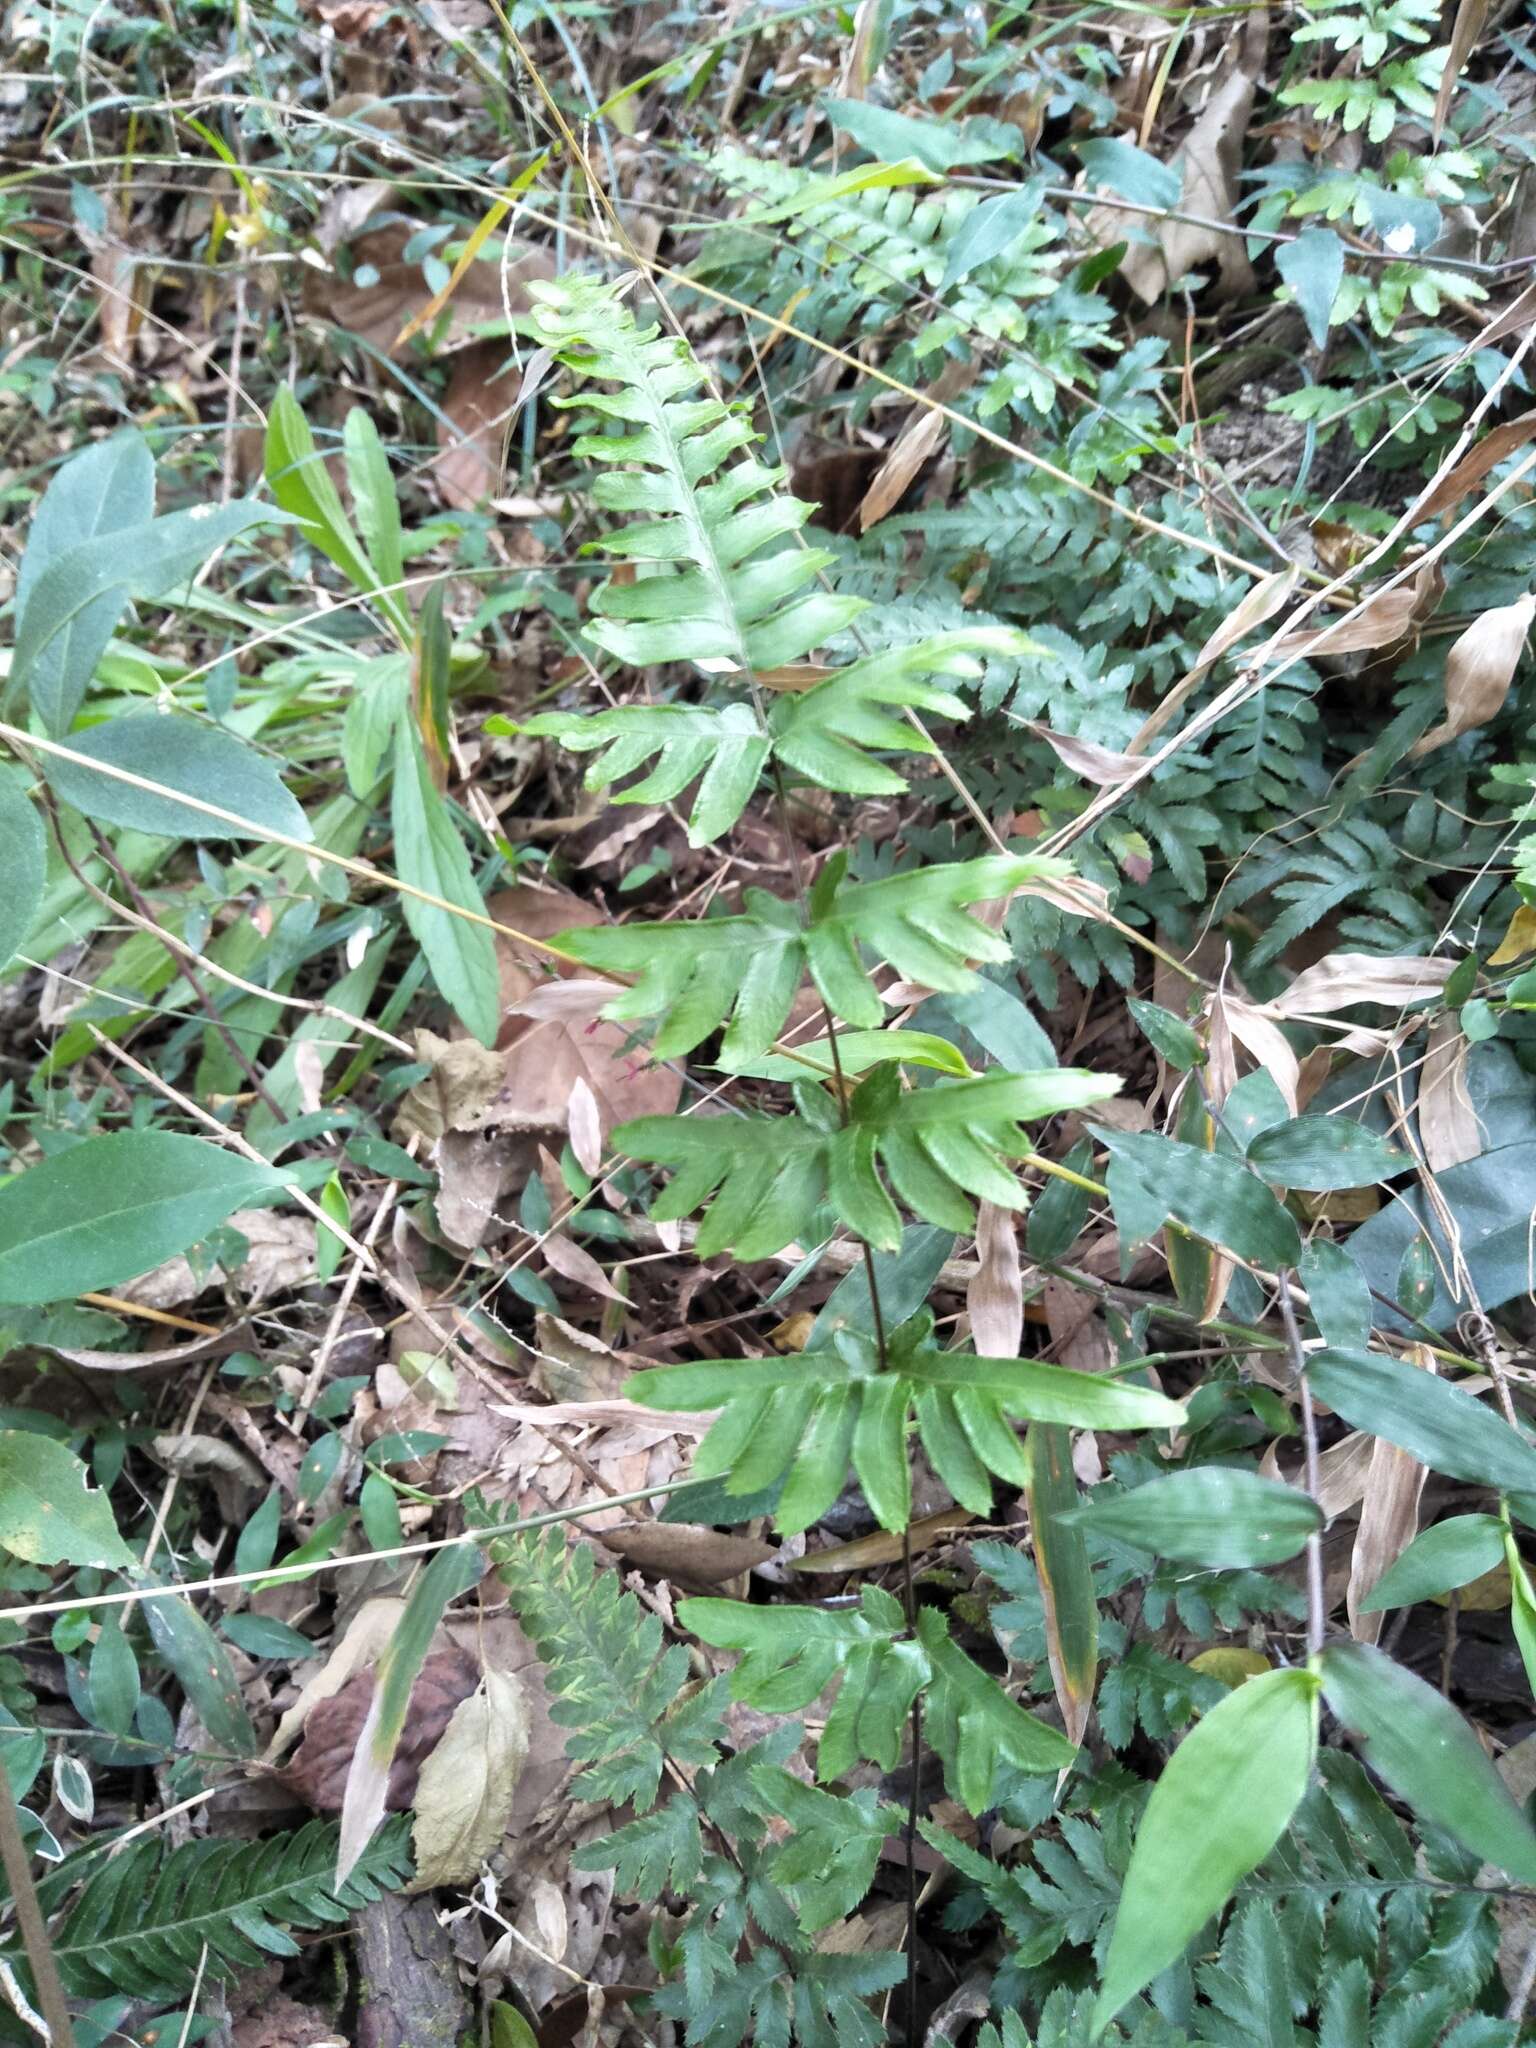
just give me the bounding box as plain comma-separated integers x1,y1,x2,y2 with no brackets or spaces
1278,1273,1326,1661
0,1769,76,2048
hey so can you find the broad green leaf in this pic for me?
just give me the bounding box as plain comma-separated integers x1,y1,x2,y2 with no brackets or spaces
1318,1640,1536,1882
1506,1532,1536,1699
1306,1347,1536,1495
1300,1238,1372,1350
1025,1138,1095,1260
0,1131,285,1304
1245,1115,1409,1191
391,722,500,1047
45,714,312,842
344,655,411,797
1344,1140,1536,1329
87,1616,140,1736
941,182,1047,288
338,1540,483,1882
1358,1514,1507,1611
0,1432,132,1569
0,770,46,971
1071,1468,1322,1568
1126,996,1204,1072
823,95,1017,172
1092,1667,1319,2036
1096,1128,1302,1269
1027,1422,1098,1744
1276,228,1346,349
266,387,410,642
343,407,405,603
13,499,277,735
1075,136,1182,210
144,1587,257,1756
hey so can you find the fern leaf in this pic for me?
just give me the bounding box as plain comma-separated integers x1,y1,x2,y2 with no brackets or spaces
552,853,1062,1059
29,1817,411,2003
480,1521,727,1809
753,1769,900,1934
519,700,769,848
575,1795,704,1896
617,1062,1117,1257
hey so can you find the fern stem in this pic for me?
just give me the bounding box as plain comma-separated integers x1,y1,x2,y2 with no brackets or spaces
0,1769,76,2048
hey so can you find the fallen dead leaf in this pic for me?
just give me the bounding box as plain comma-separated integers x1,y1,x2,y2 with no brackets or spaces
531,1312,631,1403
1269,951,1455,1017
435,338,510,509
791,1507,976,1572
858,407,948,532
597,1520,777,1587
1130,565,1299,754
1407,592,1535,760
306,224,552,357
1347,1424,1428,1644
1022,723,1143,787
395,1029,507,1145
1435,0,1490,141
283,1644,480,1814
541,1230,628,1304
568,1076,603,1177
411,1665,530,1888
116,1210,315,1310
1419,1016,1482,1172
1414,410,1536,528
1267,578,1428,662
1489,903,1536,966
969,1201,1024,1357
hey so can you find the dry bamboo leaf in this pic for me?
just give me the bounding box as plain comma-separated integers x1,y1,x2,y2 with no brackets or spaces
597,1521,776,1585
266,1599,409,1763
1269,951,1455,1017
1419,1017,1482,1172
1434,0,1491,142
1413,410,1536,526
1021,723,1143,786
505,979,615,1022
1489,904,1536,966
568,1077,603,1177
1019,871,1112,922
1407,593,1536,760
969,1201,1024,1357
39,1322,252,1374
791,1507,976,1572
1217,994,1300,1114
1478,282,1536,353
1347,1428,1428,1643
531,1312,630,1402
411,1667,530,1888
858,408,948,532
1130,566,1300,755
1267,580,1425,661
541,1230,628,1304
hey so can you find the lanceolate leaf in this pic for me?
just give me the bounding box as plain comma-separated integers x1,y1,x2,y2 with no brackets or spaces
390,721,501,1047
1070,1468,1322,1569
45,713,312,843
0,771,45,972
266,388,411,643
619,1063,1118,1256
1096,1128,1302,1269
1318,1641,1536,1883
0,1132,285,1305
631,1312,1184,1535
1306,1347,1536,1496
1245,1115,1409,1191
1092,1667,1319,2036
1358,1513,1507,1611
1026,1423,1098,1747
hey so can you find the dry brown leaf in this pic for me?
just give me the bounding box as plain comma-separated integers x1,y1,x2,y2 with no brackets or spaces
541,1230,628,1304
531,1311,631,1402
568,1076,603,1177
1269,951,1455,1017
1347,1427,1428,1643
1113,9,1268,302
1489,903,1536,966
1434,0,1491,141
116,1210,315,1309
1129,566,1299,754
306,224,552,356
38,1321,253,1374
434,339,509,509
1419,1016,1482,1172
286,1644,480,1817
1267,580,1426,661
791,1507,976,1572
857,407,948,531
1413,410,1536,527
395,1029,506,1144
969,1201,1024,1357
1407,592,1535,760
1478,281,1536,353
1216,994,1300,1114
597,1520,776,1586
1041,1275,1111,1375
1021,723,1143,786
266,1598,408,1762
411,1666,530,1888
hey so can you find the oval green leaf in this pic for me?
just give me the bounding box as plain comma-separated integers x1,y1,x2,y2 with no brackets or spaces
0,1131,286,1305
1246,1115,1409,1191
0,1432,132,1569
1093,1666,1318,2036
1358,1513,1507,1612
46,714,312,842
1319,1640,1536,1883
1072,1467,1322,1568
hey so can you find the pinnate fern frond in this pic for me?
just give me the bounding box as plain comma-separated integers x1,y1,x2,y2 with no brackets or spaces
517,700,769,847
554,853,1064,1060
26,1818,411,2003
617,1062,1117,1256
480,1520,727,1809
527,273,862,675
633,1312,1183,1535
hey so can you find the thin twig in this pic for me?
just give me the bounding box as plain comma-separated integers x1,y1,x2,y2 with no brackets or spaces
0,1770,76,2048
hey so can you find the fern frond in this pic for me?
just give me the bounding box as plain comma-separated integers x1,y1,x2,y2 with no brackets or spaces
633,1313,1183,1536
25,1818,411,2003
528,274,862,675
519,701,769,847
554,853,1064,1060
480,1521,727,1809
616,1062,1117,1256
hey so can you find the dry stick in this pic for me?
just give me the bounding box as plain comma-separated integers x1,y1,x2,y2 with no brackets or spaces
0,1770,76,2048
1277,1273,1326,1662
295,1180,401,1429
